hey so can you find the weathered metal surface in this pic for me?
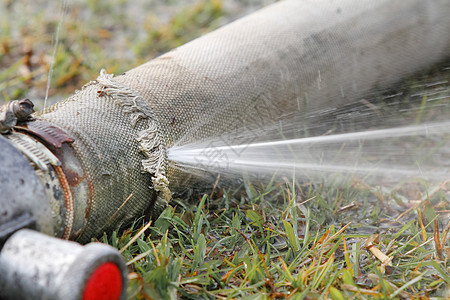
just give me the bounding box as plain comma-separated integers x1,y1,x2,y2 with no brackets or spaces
16,119,88,240
16,119,75,148
4,131,60,170
0,229,127,300
50,139,91,240
0,135,54,244
11,99,34,121
53,165,74,240
34,165,66,238
0,99,34,133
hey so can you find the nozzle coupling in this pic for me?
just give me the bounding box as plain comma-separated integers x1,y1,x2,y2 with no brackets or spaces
0,99,86,240
0,229,127,300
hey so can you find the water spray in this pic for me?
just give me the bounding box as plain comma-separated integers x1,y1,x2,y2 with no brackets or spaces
0,0,449,298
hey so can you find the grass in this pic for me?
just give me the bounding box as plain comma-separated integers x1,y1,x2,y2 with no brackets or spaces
101,177,449,299
1,0,449,298
0,0,225,107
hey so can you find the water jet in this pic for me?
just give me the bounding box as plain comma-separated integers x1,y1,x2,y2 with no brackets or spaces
0,0,449,298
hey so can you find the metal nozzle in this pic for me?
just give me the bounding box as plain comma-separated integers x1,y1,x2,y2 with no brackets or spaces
0,102,127,300
0,229,127,300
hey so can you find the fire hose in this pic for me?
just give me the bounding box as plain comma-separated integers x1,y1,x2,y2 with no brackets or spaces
0,0,449,299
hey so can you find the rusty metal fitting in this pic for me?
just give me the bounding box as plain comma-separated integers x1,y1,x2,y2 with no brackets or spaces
1,97,86,240
0,99,34,134
0,134,52,244
15,119,91,241
3,131,72,238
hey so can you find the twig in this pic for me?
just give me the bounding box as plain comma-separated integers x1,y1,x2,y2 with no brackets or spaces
120,221,152,253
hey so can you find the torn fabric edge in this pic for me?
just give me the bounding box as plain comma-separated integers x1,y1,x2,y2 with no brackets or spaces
96,69,171,203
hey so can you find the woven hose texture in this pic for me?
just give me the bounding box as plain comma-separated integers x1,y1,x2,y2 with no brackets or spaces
35,0,449,242
37,72,169,243
114,0,449,184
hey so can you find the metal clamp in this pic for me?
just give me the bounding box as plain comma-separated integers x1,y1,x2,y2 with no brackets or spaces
0,99,34,134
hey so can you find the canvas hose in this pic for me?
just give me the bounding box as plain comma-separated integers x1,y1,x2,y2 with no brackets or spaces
1,0,449,244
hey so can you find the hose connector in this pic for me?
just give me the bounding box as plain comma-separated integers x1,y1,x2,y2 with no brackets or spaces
0,229,127,300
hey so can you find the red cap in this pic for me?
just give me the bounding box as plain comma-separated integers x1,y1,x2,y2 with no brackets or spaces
82,262,123,300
